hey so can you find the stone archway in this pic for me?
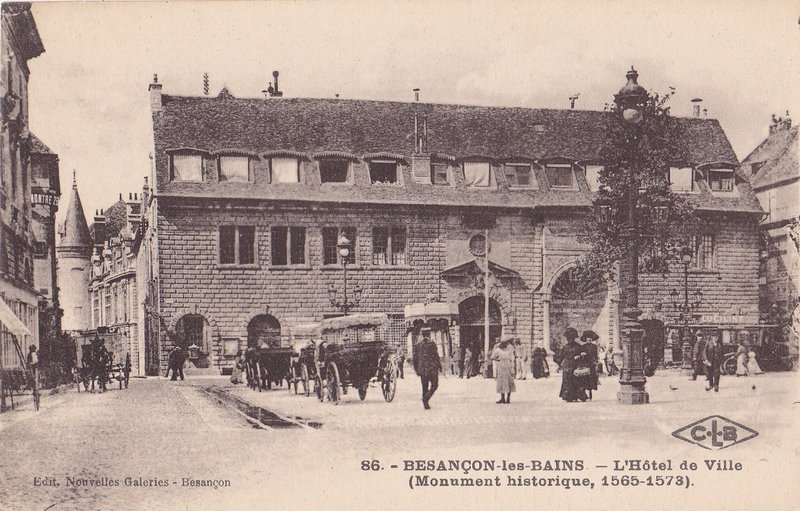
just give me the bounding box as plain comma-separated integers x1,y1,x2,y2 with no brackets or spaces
247,314,281,348
175,313,212,368
548,266,608,351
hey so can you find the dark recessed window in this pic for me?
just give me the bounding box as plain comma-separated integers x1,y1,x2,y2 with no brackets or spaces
369,161,398,184
545,164,573,189
708,169,735,192
431,163,449,185
219,225,256,265
322,226,356,265
504,163,534,187
372,226,406,265
319,160,349,183
271,226,307,266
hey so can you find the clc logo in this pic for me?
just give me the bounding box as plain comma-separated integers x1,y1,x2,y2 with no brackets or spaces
672,415,758,450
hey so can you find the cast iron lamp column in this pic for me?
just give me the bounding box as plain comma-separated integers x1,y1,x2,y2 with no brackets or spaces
678,246,694,369
614,67,649,405
328,233,362,316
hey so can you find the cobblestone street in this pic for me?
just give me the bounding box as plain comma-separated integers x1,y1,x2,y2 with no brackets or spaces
1,370,798,511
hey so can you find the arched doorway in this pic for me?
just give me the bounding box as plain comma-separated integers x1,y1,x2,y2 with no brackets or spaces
175,314,211,368
549,267,608,351
458,296,502,369
641,319,665,367
247,315,281,348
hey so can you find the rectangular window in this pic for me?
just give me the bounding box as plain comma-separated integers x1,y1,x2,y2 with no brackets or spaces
219,226,256,265
708,169,735,192
545,164,573,188
271,226,306,265
271,157,299,183
369,161,398,184
219,156,250,182
431,163,449,185
104,289,112,326
504,163,534,188
689,235,714,270
319,160,349,183
584,164,603,192
669,166,694,192
92,291,100,328
171,154,203,181
323,227,356,265
463,162,491,187
372,226,407,265
120,283,128,323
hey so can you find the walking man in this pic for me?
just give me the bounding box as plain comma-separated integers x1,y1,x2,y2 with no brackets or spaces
413,336,441,410
167,345,186,381
703,334,723,392
691,332,707,381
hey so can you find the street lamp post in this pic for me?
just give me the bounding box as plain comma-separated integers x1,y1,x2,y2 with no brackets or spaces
328,233,362,316
613,67,649,404
670,246,702,369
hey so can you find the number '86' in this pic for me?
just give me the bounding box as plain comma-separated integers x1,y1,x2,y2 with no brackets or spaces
361,460,381,471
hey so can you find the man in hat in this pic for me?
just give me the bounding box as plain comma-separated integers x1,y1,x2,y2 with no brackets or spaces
703,333,723,392
167,345,186,381
413,336,441,410
691,332,707,381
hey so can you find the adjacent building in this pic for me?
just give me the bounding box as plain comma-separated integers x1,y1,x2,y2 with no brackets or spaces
739,116,799,339
144,72,763,375
1,2,45,369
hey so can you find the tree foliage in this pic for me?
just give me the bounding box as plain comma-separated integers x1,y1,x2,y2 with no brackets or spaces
578,89,706,281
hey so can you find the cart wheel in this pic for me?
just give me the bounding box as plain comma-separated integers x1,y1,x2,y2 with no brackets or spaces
722,355,736,376
301,363,310,397
382,360,397,402
315,375,324,402
327,362,341,405
358,383,368,401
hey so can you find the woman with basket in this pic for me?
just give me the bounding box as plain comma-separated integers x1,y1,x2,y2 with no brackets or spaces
555,328,591,402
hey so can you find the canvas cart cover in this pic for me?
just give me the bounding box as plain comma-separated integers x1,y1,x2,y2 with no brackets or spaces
0,298,32,337
319,313,389,333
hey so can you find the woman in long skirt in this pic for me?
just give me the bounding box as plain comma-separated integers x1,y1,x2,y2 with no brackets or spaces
556,328,587,402
491,339,516,404
747,348,763,375
735,343,748,376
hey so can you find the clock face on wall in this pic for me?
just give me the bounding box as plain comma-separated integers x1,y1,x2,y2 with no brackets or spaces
469,233,489,256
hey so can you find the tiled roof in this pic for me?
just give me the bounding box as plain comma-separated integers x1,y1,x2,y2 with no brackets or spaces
741,126,798,190
151,93,760,213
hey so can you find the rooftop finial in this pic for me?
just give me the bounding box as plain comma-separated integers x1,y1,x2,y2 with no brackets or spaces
153,73,158,84
72,169,77,188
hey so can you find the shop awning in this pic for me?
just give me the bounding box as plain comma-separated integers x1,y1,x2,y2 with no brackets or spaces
0,298,32,337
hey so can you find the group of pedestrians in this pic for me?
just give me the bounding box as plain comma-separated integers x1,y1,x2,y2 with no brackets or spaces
735,343,763,376
553,328,600,402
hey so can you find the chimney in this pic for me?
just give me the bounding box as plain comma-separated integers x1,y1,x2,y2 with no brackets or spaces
413,88,420,102
691,98,702,118
149,74,162,111
93,209,106,253
141,176,150,206
271,70,283,97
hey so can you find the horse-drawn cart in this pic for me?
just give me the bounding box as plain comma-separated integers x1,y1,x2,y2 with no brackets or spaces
288,323,321,397
316,313,399,404
246,346,293,391
77,340,131,392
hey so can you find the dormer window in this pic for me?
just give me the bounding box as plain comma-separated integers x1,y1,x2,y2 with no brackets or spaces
369,161,398,184
219,156,251,182
170,153,203,182
319,160,350,183
463,161,491,188
669,166,695,192
708,168,735,193
504,163,536,188
431,163,449,185
545,164,574,189
271,157,300,183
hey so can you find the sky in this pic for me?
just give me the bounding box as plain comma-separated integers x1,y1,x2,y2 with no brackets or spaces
24,0,800,224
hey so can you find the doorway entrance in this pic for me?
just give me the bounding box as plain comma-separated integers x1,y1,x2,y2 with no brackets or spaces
458,296,502,375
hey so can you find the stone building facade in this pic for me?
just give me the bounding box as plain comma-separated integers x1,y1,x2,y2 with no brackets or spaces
145,73,763,375
739,117,799,341
1,3,44,369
